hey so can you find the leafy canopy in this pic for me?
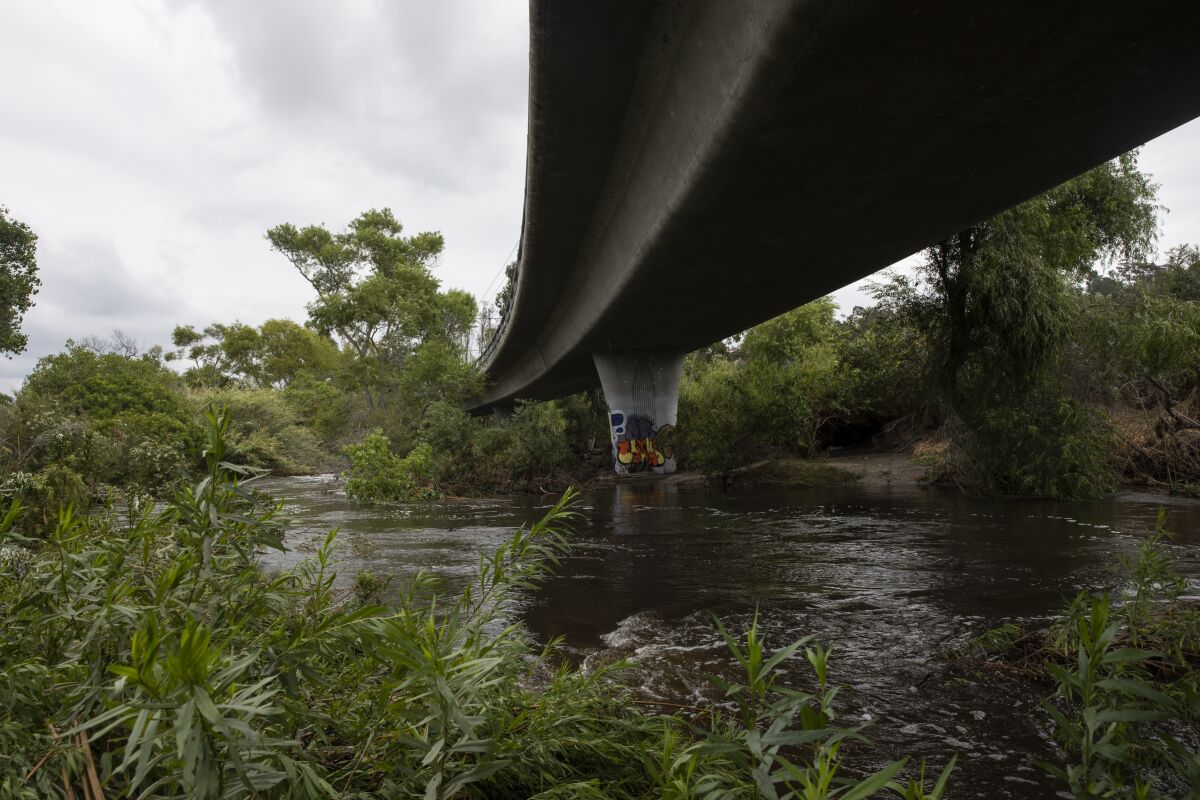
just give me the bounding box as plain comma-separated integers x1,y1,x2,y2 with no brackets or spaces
266,209,476,408
872,151,1159,409
169,319,342,388
267,209,472,361
0,207,41,355
23,344,186,425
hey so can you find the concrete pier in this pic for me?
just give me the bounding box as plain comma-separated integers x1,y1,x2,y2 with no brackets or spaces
593,351,684,475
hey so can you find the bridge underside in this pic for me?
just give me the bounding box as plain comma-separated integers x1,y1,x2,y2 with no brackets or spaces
474,1,1200,473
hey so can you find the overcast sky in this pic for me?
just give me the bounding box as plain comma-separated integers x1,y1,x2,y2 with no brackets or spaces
1,2,1199,393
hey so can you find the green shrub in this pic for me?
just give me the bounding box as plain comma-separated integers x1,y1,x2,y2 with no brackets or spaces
743,360,822,455
558,390,608,454
409,400,579,496
678,300,848,476
343,430,438,501
0,464,88,533
0,347,197,496
279,370,348,441
21,345,187,424
191,388,327,475
507,400,572,479
7,410,117,481
953,393,1116,499
418,398,475,455
836,303,931,429
679,358,753,475
463,423,519,490
123,435,187,491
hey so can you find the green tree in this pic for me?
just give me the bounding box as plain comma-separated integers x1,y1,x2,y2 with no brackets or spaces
23,344,187,424
168,322,248,385
438,288,479,356
1157,244,1200,301
836,302,929,430
740,296,839,365
168,320,341,388
870,153,1158,496
494,259,518,318
256,319,342,387
1115,243,1200,302
876,153,1157,411
267,209,473,409
0,207,41,355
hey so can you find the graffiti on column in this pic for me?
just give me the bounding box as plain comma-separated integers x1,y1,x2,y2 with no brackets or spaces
609,412,675,472
607,355,677,474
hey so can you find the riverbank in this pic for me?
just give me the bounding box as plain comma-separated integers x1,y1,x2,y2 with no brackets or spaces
585,455,867,492
323,441,1196,503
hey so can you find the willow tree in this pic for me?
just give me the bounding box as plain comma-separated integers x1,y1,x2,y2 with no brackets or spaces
876,152,1158,415
872,152,1159,497
267,209,476,410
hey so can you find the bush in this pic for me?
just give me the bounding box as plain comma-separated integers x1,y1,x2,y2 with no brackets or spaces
952,393,1116,499
343,430,438,501
124,436,188,491
409,400,580,496
0,464,88,533
0,346,198,495
418,398,475,455
279,370,348,442
2,410,117,482
460,423,519,491
557,390,608,454
679,358,754,475
678,299,849,476
21,345,187,424
836,303,931,434
191,388,328,475
507,400,572,479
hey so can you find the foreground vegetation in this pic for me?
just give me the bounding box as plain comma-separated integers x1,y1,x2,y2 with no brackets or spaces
954,511,1200,797
1,408,959,798
6,408,1200,797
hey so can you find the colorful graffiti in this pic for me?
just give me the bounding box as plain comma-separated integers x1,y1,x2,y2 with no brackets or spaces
617,437,665,469
609,411,674,473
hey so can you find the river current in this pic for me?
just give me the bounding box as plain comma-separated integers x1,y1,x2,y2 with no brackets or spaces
259,473,1200,798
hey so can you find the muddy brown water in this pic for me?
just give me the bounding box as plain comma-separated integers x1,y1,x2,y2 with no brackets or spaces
259,474,1200,798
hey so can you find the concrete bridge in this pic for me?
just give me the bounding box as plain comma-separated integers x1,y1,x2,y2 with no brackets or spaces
474,1,1200,474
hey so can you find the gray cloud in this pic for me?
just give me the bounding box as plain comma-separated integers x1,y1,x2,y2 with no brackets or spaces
190,1,528,192
0,234,199,390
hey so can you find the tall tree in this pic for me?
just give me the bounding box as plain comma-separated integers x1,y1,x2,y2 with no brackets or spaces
873,152,1159,413
0,207,41,355
267,209,474,408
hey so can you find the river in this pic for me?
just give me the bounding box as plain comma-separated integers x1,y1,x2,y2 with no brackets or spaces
259,473,1200,798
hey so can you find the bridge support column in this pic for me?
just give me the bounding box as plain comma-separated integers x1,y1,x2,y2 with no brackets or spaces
593,351,684,475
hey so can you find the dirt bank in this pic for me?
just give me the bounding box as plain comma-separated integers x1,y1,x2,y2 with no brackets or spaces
822,448,930,489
